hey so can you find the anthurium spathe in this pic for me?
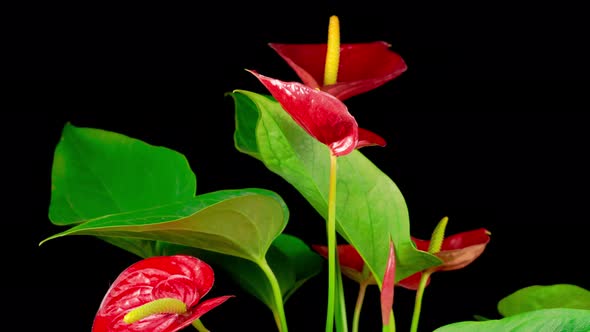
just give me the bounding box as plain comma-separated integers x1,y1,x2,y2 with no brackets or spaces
269,41,407,101
398,228,491,290
313,244,376,284
92,255,232,332
406,219,491,332
247,70,386,157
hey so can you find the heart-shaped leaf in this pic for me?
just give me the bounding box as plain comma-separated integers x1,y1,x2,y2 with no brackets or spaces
433,308,590,332
229,90,441,285
42,189,288,263
49,123,196,226
45,123,289,264
498,284,590,317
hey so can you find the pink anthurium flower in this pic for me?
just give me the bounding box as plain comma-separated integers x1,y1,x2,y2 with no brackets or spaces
248,70,386,156
269,41,407,101
397,228,491,290
92,255,233,332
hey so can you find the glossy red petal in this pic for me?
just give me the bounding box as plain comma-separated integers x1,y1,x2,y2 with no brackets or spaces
249,70,359,156
356,127,387,149
312,244,365,272
441,228,491,251
172,296,235,332
268,43,323,90
381,240,396,326
410,228,491,273
92,255,224,332
269,42,407,100
313,244,376,284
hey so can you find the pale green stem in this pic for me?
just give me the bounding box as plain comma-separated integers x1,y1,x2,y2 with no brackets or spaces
325,153,338,332
334,257,349,332
382,310,396,332
191,319,210,332
259,259,289,332
410,270,433,332
352,281,368,332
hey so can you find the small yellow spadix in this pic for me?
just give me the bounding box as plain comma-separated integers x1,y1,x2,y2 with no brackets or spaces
428,216,449,254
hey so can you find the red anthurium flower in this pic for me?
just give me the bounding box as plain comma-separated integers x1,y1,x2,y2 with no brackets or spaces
397,228,491,290
269,41,407,101
312,244,375,284
248,70,386,156
92,255,233,332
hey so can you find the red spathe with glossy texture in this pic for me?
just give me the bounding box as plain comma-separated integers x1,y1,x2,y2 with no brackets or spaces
92,255,232,332
312,244,372,284
249,70,359,156
269,41,407,100
397,228,491,290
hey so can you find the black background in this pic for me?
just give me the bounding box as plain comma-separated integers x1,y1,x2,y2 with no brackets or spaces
4,0,590,331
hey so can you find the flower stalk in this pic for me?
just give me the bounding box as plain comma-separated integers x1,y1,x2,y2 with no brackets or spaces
326,153,339,332
352,280,369,332
259,259,289,332
325,15,343,332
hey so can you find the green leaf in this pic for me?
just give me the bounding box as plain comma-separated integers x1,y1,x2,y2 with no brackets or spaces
271,233,325,302
151,234,323,314
42,188,288,263
49,123,196,225
229,90,441,285
498,284,590,317
433,308,590,332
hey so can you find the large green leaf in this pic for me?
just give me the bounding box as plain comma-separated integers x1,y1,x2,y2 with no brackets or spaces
433,308,590,332
229,90,441,284
42,189,288,263
45,123,290,263
49,123,196,225
498,284,590,317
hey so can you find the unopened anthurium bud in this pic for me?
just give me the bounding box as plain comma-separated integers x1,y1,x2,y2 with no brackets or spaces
428,216,449,254
324,15,340,85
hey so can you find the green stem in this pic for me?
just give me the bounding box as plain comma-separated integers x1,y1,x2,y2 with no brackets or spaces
259,259,289,332
325,153,338,332
191,319,210,332
410,270,433,332
334,258,349,332
383,310,396,332
352,281,368,332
